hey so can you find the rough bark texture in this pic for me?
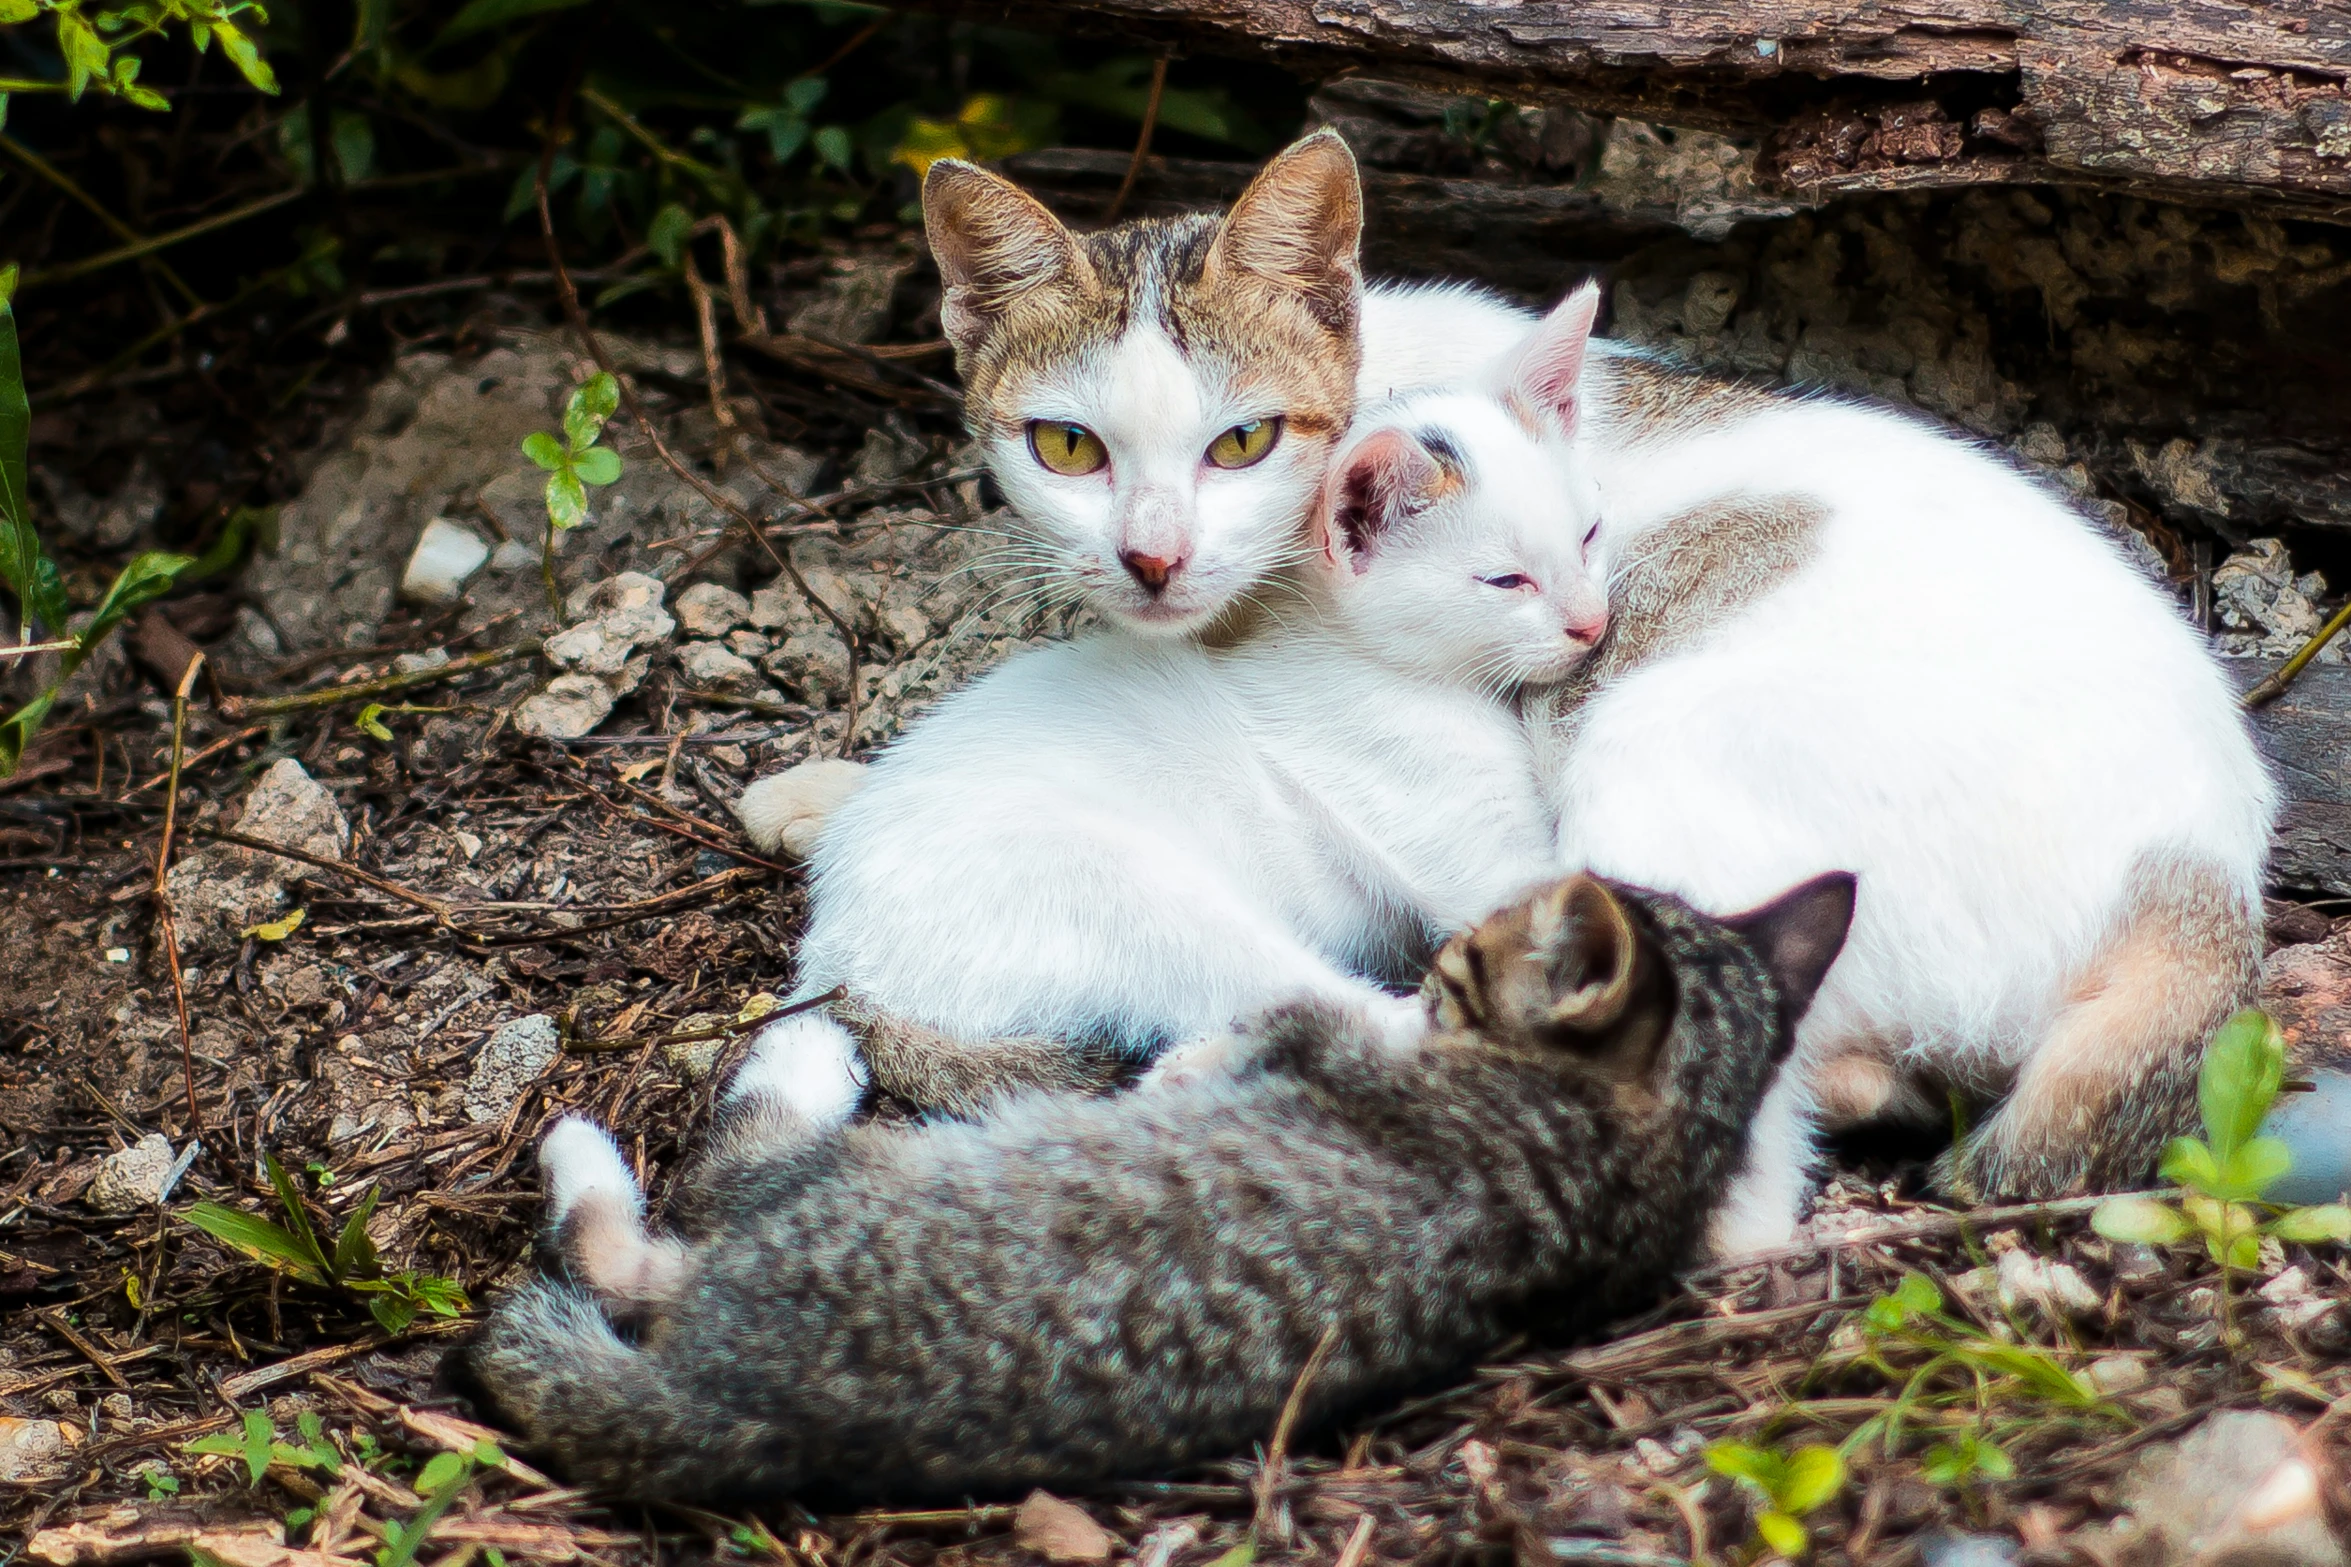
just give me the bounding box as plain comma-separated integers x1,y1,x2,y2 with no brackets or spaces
932,0,2351,220
2241,660,2351,898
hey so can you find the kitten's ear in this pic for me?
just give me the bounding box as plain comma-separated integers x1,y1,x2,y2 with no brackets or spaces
923,159,1093,358
1322,427,1436,572
1535,876,1641,1035
1502,281,1602,436
1721,872,1857,1040
1204,129,1363,335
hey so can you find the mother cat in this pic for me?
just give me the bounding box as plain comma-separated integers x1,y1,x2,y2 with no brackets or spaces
742,132,2271,1249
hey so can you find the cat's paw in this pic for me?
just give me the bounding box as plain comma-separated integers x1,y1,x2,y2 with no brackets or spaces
541,1116,642,1229
725,1011,868,1129
732,759,868,858
1140,1030,1260,1091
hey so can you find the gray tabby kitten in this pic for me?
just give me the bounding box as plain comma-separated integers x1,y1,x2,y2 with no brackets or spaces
468,871,1854,1504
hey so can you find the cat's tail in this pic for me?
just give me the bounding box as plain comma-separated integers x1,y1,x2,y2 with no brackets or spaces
467,1280,710,1499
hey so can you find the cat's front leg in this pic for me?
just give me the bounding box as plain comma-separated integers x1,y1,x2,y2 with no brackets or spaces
1703,1071,1819,1257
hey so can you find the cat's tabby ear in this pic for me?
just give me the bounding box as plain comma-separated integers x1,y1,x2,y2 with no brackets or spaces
1721,872,1857,1041
1204,129,1363,335
1502,281,1602,436
1323,427,1435,571
923,159,1093,357
1537,876,1642,1035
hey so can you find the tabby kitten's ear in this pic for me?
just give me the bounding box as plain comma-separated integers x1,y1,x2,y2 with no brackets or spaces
1203,129,1364,335
1720,872,1857,1044
923,160,1095,358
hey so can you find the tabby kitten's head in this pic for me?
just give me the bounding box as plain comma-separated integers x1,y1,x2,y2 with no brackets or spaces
923,132,1363,635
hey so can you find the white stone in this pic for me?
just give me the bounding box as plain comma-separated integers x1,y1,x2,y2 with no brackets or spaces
513,674,617,740
400,518,492,606
465,1014,562,1123
746,584,797,631
1995,1249,2103,1318
0,1417,76,1483
564,571,674,645
678,640,763,692
489,539,541,574
85,1133,175,1213
675,582,751,638
733,758,869,857
2115,1410,2346,1567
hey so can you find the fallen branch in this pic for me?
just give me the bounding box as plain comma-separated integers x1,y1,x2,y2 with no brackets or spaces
217,641,538,721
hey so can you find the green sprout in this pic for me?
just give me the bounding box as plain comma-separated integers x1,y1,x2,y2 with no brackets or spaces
522,371,624,617
187,1408,341,1487
2093,1010,2351,1312
1705,1439,1845,1558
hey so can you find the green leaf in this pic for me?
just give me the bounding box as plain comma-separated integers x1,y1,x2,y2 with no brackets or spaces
2268,1203,2351,1243
238,908,306,942
354,703,394,743
1705,1440,1784,1491
2218,1135,2294,1202
472,1438,506,1467
0,287,47,637
2093,1195,2193,1247
564,372,618,452
332,1185,383,1281
369,1291,419,1335
1202,1544,1252,1567
1756,1511,1808,1559
415,1451,468,1495
330,110,375,184
58,10,110,100
240,1409,273,1486
521,431,566,471
647,203,693,268
1779,1446,1844,1514
264,1152,331,1273
433,0,592,49
211,19,278,95
180,1203,331,1286
570,446,621,487
812,124,853,172
785,77,827,116
2160,1136,2223,1195
2200,1009,2284,1163
402,1273,471,1317
544,469,586,531
80,549,196,655
0,0,38,25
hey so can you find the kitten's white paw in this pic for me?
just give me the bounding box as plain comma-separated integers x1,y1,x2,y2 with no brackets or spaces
733,759,868,858
1363,991,1434,1054
1140,1031,1254,1091
725,1012,868,1126
540,1116,642,1227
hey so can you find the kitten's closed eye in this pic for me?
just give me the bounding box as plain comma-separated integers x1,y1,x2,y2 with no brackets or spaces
1479,573,1535,591
1029,421,1109,477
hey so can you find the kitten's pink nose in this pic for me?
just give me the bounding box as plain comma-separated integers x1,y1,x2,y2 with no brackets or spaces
1565,611,1608,646
1120,550,1185,594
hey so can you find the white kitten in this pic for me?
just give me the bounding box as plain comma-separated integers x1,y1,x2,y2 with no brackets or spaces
731,359,1610,1111
1434,289,2275,1252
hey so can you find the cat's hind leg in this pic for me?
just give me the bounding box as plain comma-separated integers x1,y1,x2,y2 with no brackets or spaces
1947,850,2258,1200
539,1117,686,1318
721,1009,868,1152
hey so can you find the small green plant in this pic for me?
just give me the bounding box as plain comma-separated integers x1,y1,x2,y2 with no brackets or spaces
2093,1009,2351,1273
1705,1439,1845,1558
522,371,624,615
187,1408,342,1486
139,1463,180,1500
378,1440,503,1567
0,0,277,106
181,1153,470,1334
1918,1430,2014,1490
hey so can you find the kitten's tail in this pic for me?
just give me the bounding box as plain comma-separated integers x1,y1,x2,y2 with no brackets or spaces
467,1281,697,1497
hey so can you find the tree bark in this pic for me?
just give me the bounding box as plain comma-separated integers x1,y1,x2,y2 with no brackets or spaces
933,0,2351,222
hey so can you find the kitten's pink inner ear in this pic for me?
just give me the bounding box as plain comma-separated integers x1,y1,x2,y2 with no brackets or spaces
1325,428,1434,569
1507,281,1602,435
1204,129,1364,334
922,159,1091,356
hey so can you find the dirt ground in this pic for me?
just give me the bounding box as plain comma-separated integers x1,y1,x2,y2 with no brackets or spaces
2,249,2349,1567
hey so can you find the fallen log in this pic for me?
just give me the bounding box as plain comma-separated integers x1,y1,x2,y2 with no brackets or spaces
927,1,2351,222
2241,658,2351,899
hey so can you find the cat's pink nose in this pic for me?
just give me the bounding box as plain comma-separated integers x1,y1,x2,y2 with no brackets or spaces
1565,611,1608,645
1120,550,1185,594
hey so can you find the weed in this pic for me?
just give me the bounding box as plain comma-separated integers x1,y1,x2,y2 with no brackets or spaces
186,1408,341,1487
523,370,623,617
2093,1009,2351,1325
378,1440,502,1567
181,1152,469,1334
1705,1439,1845,1558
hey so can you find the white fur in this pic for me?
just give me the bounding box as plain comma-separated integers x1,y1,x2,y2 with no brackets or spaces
789,384,1608,1060
1358,297,2272,1252
735,759,869,859
727,1012,868,1126
540,1116,642,1229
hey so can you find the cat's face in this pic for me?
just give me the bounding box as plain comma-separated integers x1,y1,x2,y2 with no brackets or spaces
1313,287,1610,688
923,135,1363,636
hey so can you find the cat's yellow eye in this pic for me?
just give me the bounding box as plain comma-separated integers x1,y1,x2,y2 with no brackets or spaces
1028,421,1109,477
1206,417,1283,470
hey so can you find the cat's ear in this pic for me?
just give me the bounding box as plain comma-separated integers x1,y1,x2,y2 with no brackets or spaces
1534,876,1642,1035
923,159,1093,358
1322,427,1435,572
1502,280,1602,436
1721,872,1857,1039
1204,129,1363,335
